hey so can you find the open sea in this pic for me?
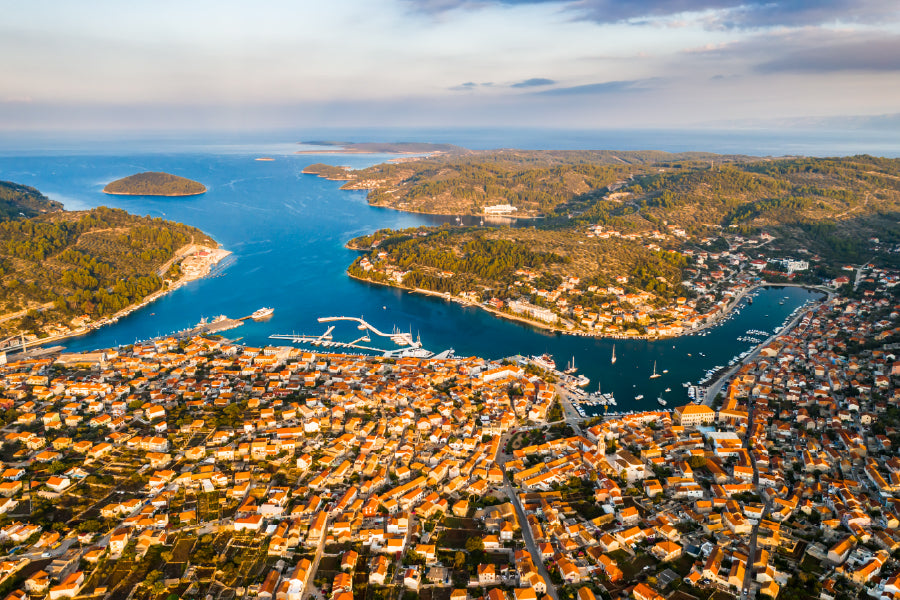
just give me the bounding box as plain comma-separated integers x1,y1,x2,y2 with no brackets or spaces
1,127,891,412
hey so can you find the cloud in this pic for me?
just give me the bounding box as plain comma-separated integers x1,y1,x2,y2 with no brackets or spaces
510,77,556,88
533,78,657,95
405,0,900,29
757,37,900,72
450,81,495,91
685,29,900,74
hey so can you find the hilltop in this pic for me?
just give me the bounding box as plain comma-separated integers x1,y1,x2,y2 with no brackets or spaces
103,172,207,196
0,181,64,220
0,185,219,340
343,152,900,336
306,149,754,217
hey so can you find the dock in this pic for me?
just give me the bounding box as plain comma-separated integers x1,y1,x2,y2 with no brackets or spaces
271,315,444,358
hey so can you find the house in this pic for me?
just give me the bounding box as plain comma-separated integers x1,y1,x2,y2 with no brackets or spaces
48,572,84,600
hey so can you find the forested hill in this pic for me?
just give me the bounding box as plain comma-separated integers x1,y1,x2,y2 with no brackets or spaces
103,171,207,196
344,153,900,310
0,181,63,220
305,149,755,216
0,198,217,338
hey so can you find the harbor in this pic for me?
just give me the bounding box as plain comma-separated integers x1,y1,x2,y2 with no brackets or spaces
269,316,455,359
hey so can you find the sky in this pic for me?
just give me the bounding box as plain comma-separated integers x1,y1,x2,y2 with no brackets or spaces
1,0,899,132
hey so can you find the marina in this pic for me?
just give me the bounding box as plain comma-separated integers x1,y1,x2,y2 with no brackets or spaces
269,316,454,359
6,149,823,414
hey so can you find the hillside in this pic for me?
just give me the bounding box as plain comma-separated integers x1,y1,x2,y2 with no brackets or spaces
103,171,207,196
0,181,64,220
0,202,217,339
305,149,753,216
344,153,900,335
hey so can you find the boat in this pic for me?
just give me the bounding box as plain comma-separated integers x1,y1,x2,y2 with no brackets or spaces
530,354,556,371
251,307,274,320
564,356,578,374
649,361,661,379
611,345,616,364
665,387,671,392
657,397,667,406
575,374,590,387
634,394,644,400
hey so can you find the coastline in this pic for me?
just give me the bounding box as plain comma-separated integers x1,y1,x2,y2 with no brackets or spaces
8,245,230,355
701,290,829,406
102,188,207,197
348,270,833,343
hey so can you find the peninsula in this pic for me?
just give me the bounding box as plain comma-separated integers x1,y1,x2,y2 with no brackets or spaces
334,151,900,338
0,181,226,348
103,171,207,196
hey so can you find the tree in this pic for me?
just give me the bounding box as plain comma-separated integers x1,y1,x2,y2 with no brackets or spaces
465,536,484,553
454,551,466,569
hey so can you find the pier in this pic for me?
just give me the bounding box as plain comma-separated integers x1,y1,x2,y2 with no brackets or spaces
271,316,441,358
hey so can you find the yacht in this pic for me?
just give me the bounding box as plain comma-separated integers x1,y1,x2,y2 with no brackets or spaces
649,361,661,379
251,307,274,320
657,397,667,406
530,354,556,371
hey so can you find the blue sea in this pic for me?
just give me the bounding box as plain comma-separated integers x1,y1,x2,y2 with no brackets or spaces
0,127,890,411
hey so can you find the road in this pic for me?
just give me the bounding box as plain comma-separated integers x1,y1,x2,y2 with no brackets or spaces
502,481,559,600
740,389,770,599
301,515,329,600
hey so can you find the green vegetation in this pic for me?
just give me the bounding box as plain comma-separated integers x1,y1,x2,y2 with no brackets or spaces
344,153,900,306
314,149,751,216
0,181,63,220
0,201,216,337
103,171,206,196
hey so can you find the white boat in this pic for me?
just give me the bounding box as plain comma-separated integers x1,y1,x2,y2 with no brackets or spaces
530,354,556,371
657,397,667,406
251,307,274,320
564,356,577,374
611,345,616,364
649,361,661,379
575,374,590,387
634,394,644,400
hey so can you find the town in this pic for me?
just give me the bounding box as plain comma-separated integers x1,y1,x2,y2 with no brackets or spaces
352,224,864,340
0,272,897,600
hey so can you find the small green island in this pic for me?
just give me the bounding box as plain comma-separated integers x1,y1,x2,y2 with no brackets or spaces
103,171,207,196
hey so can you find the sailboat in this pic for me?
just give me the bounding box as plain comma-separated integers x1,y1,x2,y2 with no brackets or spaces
611,345,616,364
564,356,577,374
649,361,661,379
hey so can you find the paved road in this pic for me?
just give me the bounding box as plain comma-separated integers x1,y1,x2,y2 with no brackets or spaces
501,481,559,600
301,516,329,600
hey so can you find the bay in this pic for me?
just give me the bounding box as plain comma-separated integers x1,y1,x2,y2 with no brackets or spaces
0,140,827,413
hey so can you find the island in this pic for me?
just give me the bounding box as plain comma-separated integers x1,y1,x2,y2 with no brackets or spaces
333,150,900,338
297,140,470,155
0,180,226,347
103,171,207,196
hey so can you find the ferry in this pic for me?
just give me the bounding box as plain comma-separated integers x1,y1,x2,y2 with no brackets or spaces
530,354,556,371
251,307,275,320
